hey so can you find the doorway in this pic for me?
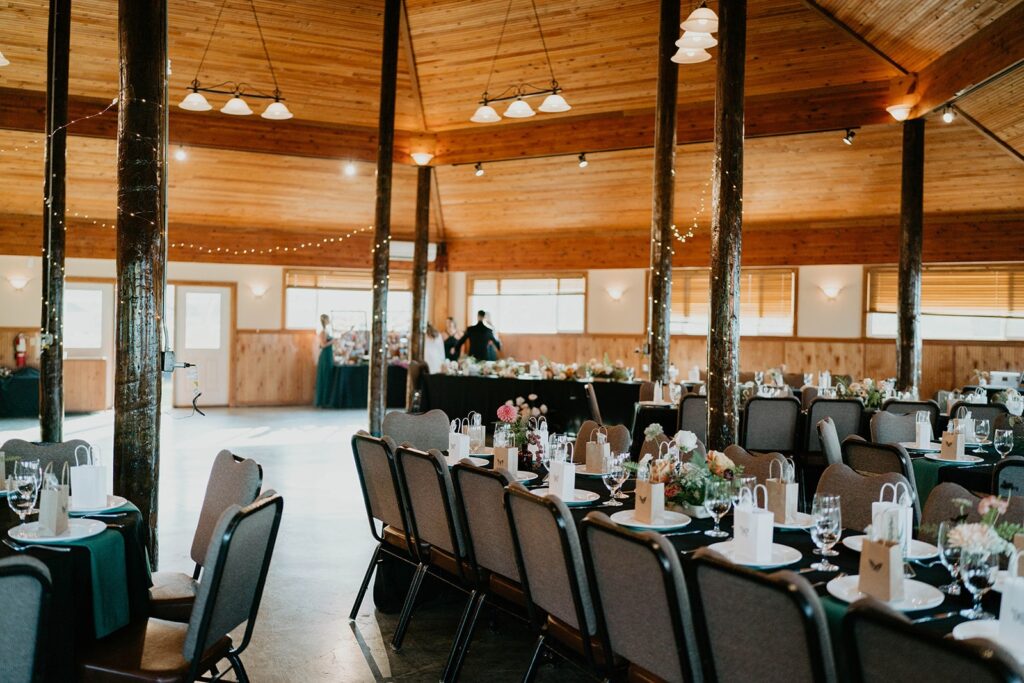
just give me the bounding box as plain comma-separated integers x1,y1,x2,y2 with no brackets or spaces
168,284,234,408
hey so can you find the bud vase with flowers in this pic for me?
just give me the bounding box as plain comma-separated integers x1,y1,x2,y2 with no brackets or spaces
496,395,548,469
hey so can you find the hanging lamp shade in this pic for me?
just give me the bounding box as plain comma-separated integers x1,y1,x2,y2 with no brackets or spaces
538,93,571,113
503,98,535,118
676,31,717,50
671,47,712,64
221,95,253,115
261,100,293,120
886,104,913,121
179,90,212,111
0,50,9,67
470,104,501,123
681,5,719,32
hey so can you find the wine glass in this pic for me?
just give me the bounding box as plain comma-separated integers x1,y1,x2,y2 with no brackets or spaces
959,550,999,619
809,493,842,571
994,429,1013,459
468,424,485,454
803,373,814,387
754,371,764,387
935,521,962,595
972,419,990,454
601,456,625,507
703,479,732,538
6,459,40,525
731,475,758,508
613,453,630,500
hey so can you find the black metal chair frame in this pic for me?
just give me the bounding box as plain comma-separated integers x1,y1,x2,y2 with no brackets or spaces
994,455,1024,497
585,383,604,425
840,439,921,522
881,399,941,433
0,558,52,683
740,395,802,454
948,400,1010,424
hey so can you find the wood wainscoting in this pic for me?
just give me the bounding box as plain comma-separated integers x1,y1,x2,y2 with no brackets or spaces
234,329,318,407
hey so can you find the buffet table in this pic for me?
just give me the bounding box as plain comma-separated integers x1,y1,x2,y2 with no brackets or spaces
323,364,407,409
0,367,39,417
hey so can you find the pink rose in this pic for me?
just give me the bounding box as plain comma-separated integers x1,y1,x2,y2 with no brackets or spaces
978,496,1009,516
496,404,517,423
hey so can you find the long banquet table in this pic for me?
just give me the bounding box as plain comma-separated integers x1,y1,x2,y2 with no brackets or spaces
323,363,407,409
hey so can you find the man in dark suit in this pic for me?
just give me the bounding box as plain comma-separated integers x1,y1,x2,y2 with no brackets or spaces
457,310,501,360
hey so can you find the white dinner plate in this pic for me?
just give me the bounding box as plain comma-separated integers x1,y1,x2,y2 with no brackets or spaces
9,518,106,544
515,471,539,483
575,465,608,478
707,541,802,569
445,455,488,468
900,441,941,454
609,508,691,531
637,400,673,407
69,495,128,514
842,535,939,560
826,575,944,612
953,621,1024,664
923,453,985,465
530,488,601,506
774,512,815,530
470,447,493,458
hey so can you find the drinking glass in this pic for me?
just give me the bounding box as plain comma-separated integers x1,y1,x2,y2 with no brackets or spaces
972,419,990,453
613,454,630,500
809,493,842,571
731,475,758,508
669,383,683,405
494,424,511,448
935,521,962,595
994,429,1014,458
602,457,626,507
703,479,732,538
6,459,40,524
754,371,764,387
803,373,814,387
467,425,485,454
958,551,999,619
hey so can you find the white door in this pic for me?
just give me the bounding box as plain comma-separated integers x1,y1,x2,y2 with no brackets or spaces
63,281,115,407
173,285,231,407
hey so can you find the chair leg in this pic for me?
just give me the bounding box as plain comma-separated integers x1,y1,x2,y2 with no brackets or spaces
390,563,427,651
349,544,382,621
443,591,485,682
227,653,250,683
522,634,547,683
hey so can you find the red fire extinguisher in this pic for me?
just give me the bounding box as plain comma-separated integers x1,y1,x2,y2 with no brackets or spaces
14,333,27,368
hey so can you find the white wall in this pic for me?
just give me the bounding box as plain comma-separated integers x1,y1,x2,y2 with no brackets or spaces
796,265,863,338
0,256,42,327
586,269,646,334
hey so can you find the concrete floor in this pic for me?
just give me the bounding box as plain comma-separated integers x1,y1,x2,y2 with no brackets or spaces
0,408,590,683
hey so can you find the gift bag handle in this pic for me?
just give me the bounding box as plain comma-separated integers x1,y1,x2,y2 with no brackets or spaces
878,481,913,505
769,458,782,481
467,411,482,426
754,483,768,508
74,444,92,466
61,461,70,486
590,425,608,443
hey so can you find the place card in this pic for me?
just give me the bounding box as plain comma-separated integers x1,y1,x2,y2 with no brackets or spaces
493,446,518,476
548,459,576,500
939,430,965,460
634,480,664,525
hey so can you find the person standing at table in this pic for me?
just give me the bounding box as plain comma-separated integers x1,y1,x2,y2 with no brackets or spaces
443,316,462,360
458,310,502,360
423,323,446,373
314,314,335,408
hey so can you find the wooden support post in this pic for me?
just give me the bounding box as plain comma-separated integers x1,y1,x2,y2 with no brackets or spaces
897,118,925,394
408,165,431,409
647,0,680,384
369,0,401,435
114,0,166,565
39,0,71,443
707,0,747,450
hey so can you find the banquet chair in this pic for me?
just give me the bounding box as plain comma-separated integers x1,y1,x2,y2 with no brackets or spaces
585,383,604,424
686,549,837,683
349,432,417,620
919,483,979,543
783,373,804,390
843,598,1024,682
505,483,604,680
723,445,787,486
80,492,284,683
678,395,707,446
840,440,921,520
575,421,631,461
391,446,473,652
740,396,801,454
581,513,702,683
995,413,1024,438
0,556,51,683
800,386,819,412
994,456,1024,497
816,463,914,532
881,399,940,433
805,398,864,455
816,417,843,466
151,449,263,622
948,401,1009,426
0,437,91,472
869,411,917,445
381,408,450,452
638,381,655,402
638,433,670,461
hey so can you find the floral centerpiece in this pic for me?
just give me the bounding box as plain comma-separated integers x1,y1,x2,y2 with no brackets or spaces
835,376,895,409
586,354,633,382
948,495,1023,555
633,430,740,518
496,395,548,465
993,388,1023,423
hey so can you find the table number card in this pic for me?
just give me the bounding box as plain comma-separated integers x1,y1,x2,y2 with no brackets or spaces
548,459,576,500
494,446,518,476
939,430,965,460
634,480,664,525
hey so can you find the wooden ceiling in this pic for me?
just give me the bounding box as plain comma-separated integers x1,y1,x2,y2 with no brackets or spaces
956,66,1024,154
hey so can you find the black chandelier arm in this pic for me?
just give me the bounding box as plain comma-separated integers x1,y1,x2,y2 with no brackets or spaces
190,81,282,101
481,83,558,105
483,0,517,97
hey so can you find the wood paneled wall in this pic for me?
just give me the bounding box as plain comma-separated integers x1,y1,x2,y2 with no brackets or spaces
233,330,318,407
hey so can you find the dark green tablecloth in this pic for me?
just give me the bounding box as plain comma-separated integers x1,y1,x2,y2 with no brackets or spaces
0,367,39,417
321,364,407,409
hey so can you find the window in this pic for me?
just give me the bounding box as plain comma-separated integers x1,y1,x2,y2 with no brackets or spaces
184,292,223,349
284,269,413,332
468,276,585,334
866,265,1024,340
670,268,795,336
63,288,104,349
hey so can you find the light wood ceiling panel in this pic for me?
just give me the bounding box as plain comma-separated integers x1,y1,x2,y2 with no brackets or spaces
956,66,1024,154
0,0,422,130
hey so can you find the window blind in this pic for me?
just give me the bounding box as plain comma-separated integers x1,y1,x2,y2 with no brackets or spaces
671,268,794,322
285,269,412,291
867,265,1024,318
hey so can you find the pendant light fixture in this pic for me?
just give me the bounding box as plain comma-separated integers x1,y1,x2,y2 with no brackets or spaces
681,2,719,32
673,2,719,65
885,104,913,121
469,0,571,123
178,0,293,121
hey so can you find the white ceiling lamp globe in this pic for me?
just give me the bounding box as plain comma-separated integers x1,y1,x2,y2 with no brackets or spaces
179,91,212,111
681,5,719,33
538,92,571,113
410,152,434,166
671,47,712,64
261,100,293,120
676,31,717,50
886,104,913,121
220,95,253,115
503,97,535,118
470,104,501,123
0,50,10,67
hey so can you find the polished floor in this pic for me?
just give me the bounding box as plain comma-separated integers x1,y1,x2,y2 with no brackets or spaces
0,408,590,683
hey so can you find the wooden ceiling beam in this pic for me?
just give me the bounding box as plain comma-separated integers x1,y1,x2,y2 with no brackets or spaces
951,104,1024,165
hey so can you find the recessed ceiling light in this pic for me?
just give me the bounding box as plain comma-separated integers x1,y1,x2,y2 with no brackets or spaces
343,162,357,177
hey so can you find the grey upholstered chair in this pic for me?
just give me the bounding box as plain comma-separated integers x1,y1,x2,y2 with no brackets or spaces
638,381,656,402
816,417,843,466
816,463,914,532
505,483,601,678
392,446,472,652
869,411,917,445
724,445,787,486
382,408,450,452
994,456,1024,497
581,513,702,683
881,399,940,433
741,396,801,453
843,597,1024,682
948,401,1009,427
81,492,284,683
150,449,263,622
920,483,1024,544
840,440,921,519
805,398,864,455
585,383,603,424
801,386,819,412
574,421,631,462
638,433,670,461
679,395,707,446
0,438,91,473
995,413,1024,439
688,549,838,683
0,556,51,683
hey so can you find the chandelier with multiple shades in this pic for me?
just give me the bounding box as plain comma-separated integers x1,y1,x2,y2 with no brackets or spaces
672,2,719,64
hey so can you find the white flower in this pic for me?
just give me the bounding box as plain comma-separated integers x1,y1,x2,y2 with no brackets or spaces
528,393,538,401
644,423,665,441
531,407,540,417
674,430,698,452
515,396,525,406
540,405,548,414
948,522,1014,555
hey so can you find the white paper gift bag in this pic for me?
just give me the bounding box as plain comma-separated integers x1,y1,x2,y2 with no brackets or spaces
872,482,913,553
548,459,576,500
585,428,610,474
1000,550,1024,643
493,446,518,476
38,464,69,537
915,421,932,449
733,486,773,564
70,445,107,511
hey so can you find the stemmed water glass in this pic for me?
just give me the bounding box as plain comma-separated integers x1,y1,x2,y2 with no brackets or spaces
703,479,732,538
972,419,990,454
601,456,627,507
994,429,1014,459
730,476,758,508
611,453,630,500
754,371,764,387
809,493,842,572
958,550,999,620
935,521,962,595
803,373,814,387
6,459,41,524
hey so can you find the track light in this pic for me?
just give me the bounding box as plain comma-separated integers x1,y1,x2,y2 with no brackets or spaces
474,162,485,177
842,129,855,145
578,153,588,168
942,106,956,124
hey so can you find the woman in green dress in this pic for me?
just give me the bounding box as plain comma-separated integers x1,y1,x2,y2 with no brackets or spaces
314,314,335,407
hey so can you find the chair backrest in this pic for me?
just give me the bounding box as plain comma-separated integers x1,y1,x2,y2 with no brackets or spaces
394,446,464,557
816,417,843,466
638,433,670,461
0,438,91,473
841,439,918,498
638,381,655,402
381,409,450,452
585,383,603,424
844,598,1024,683
723,445,787,486
995,413,1024,438
351,432,408,538
994,456,1024,498
505,483,595,638
869,411,916,445
881,399,940,432
0,556,51,683
191,450,263,567
948,401,1009,426
679,395,707,446
920,483,979,542
816,463,913,532
741,396,801,452
688,549,837,683
184,492,284,679
801,386,819,412
574,421,630,461
806,399,864,453
581,513,701,683
451,463,518,582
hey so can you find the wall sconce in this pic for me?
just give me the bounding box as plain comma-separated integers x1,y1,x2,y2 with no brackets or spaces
819,284,844,302
606,286,625,302
250,283,268,299
7,275,30,291
410,152,434,166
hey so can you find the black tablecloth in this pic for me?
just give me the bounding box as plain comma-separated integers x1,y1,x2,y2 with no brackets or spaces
629,405,679,459
0,367,39,417
421,376,641,434
324,364,407,409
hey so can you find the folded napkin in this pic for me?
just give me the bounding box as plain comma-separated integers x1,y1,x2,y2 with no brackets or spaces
62,528,130,638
